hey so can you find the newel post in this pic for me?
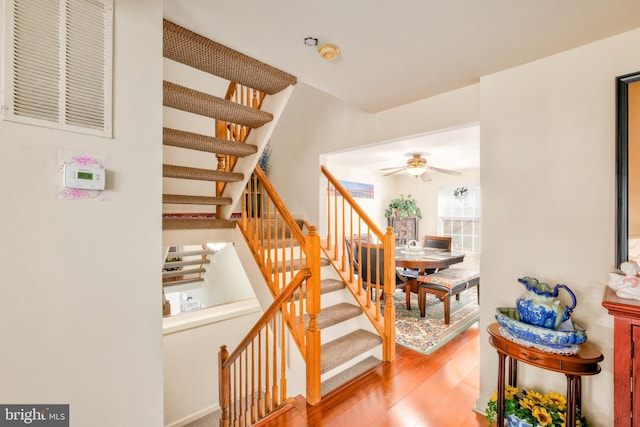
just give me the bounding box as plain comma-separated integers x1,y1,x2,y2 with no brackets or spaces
382,227,396,361
218,345,230,427
305,226,322,405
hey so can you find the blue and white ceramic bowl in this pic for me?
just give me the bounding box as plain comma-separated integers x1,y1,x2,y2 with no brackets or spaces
495,308,587,348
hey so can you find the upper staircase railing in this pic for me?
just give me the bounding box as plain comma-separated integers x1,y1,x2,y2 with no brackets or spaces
320,165,396,361
216,82,266,212
219,166,322,426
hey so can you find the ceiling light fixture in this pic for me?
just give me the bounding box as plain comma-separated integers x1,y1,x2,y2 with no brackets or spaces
407,165,427,176
304,37,318,46
318,43,340,60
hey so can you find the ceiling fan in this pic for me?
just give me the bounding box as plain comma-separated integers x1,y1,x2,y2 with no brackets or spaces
380,153,461,182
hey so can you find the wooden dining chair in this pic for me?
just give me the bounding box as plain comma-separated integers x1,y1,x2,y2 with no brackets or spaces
421,235,452,251
356,241,415,308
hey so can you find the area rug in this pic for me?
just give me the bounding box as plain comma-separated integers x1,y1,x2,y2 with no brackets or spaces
394,287,479,355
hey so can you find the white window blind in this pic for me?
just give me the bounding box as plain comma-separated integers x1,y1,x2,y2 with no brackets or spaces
438,185,481,254
3,0,113,137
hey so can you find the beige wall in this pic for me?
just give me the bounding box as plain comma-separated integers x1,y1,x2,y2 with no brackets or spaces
479,27,640,425
0,2,164,426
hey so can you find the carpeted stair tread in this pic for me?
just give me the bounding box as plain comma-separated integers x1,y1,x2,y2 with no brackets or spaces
321,329,382,374
277,257,330,273
321,356,381,396
320,278,346,294
163,127,258,157
163,164,243,183
164,19,297,95
163,217,236,230
164,81,273,128
163,194,232,206
294,278,346,301
305,303,363,330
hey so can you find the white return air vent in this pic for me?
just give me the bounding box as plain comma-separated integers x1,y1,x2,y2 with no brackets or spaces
2,0,113,137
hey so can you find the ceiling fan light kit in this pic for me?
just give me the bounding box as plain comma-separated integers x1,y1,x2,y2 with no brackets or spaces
407,165,427,176
380,153,461,180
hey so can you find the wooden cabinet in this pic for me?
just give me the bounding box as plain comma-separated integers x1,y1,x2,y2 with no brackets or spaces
387,216,418,245
602,285,640,427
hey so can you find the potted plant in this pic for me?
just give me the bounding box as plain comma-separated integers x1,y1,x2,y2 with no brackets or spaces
486,385,590,427
384,194,422,219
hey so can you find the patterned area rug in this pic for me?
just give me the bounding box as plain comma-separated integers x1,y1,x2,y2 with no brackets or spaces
394,287,479,355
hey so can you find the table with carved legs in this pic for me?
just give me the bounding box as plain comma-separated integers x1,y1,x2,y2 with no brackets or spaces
487,323,603,427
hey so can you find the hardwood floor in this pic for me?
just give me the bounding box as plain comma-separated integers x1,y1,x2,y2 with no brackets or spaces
260,323,490,427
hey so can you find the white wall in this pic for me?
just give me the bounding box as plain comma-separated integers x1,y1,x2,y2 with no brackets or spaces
0,2,164,426
479,27,640,426
271,83,480,232
162,301,262,427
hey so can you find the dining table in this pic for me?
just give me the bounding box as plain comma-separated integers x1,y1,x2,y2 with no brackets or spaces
395,247,465,296
395,247,465,273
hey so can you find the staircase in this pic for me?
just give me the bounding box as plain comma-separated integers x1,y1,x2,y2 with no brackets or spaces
161,19,394,426
162,19,296,231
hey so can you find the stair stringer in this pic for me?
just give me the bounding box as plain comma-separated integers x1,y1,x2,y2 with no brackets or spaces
219,84,295,219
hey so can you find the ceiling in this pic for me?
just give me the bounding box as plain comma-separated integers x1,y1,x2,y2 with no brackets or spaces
163,0,640,171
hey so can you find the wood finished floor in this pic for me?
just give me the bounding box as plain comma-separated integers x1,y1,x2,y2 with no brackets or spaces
260,323,490,427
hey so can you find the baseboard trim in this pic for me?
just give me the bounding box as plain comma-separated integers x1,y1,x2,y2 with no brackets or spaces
165,404,220,427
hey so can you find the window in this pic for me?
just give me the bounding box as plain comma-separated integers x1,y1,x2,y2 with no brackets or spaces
438,185,481,254
3,0,113,137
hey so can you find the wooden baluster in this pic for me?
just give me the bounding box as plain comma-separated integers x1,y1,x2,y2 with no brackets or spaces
251,341,257,424
264,324,271,414
219,346,230,427
325,181,332,251
279,314,287,403
244,351,249,426
271,316,279,408
257,332,264,419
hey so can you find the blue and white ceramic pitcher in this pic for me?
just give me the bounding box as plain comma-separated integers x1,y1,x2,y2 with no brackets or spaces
516,277,577,329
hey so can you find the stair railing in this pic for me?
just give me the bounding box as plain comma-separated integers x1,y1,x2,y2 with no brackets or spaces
320,165,397,361
221,165,322,413
215,82,266,206
219,268,310,427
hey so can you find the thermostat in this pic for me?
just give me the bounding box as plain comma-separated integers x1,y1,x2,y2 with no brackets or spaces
63,164,106,190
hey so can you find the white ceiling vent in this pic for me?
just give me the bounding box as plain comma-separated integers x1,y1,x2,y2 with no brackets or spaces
3,0,113,137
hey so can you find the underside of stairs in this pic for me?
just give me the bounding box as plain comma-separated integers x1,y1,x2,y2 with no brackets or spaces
162,19,297,231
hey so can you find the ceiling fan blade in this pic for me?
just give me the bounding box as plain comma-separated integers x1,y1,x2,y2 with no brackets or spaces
420,172,432,182
380,166,406,171
383,168,407,177
426,165,462,176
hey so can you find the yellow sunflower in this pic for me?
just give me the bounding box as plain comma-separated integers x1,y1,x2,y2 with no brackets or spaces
505,385,520,400
532,406,553,426
558,411,566,427
526,389,545,404
519,397,537,412
545,391,567,409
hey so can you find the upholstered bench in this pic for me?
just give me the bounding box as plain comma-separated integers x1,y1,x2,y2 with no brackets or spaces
416,269,480,324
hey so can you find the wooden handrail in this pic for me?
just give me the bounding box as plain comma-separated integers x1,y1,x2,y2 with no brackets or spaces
320,165,396,361
219,270,308,427
222,268,311,367
219,165,323,425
